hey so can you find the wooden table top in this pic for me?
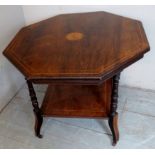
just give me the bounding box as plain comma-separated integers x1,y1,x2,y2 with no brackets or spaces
3,11,150,84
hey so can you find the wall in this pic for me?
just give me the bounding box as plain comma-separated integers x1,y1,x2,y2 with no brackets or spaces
22,5,155,90
0,6,25,110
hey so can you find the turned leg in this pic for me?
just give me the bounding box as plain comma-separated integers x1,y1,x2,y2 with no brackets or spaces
108,73,120,146
26,80,43,138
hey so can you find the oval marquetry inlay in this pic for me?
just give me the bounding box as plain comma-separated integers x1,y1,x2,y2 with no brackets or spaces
66,32,84,41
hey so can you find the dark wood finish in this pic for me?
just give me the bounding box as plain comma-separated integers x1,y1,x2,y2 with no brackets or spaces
26,80,43,138
41,79,112,117
3,11,150,146
3,11,149,84
108,73,120,146
30,53,143,85
109,112,119,146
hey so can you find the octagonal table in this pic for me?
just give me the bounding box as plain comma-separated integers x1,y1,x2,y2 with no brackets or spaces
3,11,150,146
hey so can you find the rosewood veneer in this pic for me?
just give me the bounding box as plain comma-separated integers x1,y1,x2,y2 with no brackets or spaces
3,11,150,146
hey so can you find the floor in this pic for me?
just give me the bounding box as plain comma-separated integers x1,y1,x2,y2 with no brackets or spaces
0,84,155,149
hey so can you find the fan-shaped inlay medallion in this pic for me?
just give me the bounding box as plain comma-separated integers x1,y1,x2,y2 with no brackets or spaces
66,32,84,41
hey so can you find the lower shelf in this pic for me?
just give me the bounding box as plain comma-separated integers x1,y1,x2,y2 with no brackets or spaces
41,79,112,118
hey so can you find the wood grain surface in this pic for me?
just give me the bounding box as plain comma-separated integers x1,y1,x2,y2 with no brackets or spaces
3,11,150,84
41,79,112,117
